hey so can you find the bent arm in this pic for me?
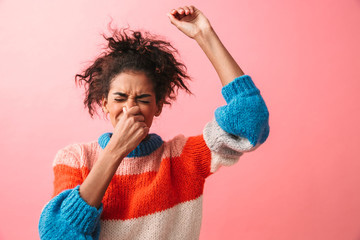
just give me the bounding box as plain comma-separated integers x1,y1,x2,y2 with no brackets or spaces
203,75,270,174
79,149,124,208
168,6,270,177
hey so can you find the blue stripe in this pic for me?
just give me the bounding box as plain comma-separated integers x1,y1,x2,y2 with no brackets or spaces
98,133,164,158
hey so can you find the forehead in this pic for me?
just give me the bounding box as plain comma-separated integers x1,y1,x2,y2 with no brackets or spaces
110,71,155,94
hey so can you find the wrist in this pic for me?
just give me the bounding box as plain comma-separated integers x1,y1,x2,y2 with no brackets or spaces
100,146,126,166
194,26,217,45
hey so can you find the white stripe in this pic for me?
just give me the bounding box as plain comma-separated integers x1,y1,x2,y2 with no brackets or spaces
115,135,188,175
52,142,99,169
115,145,165,175
53,135,189,176
100,195,203,240
210,151,242,173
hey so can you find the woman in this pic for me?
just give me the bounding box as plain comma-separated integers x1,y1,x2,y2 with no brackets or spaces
39,5,270,240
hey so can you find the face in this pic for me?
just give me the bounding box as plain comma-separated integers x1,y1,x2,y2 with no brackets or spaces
102,71,163,129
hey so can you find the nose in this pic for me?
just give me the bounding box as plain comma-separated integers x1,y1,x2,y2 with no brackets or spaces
125,98,137,109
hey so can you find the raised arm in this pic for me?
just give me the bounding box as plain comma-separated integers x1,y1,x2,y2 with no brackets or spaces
167,5,270,160
167,5,244,86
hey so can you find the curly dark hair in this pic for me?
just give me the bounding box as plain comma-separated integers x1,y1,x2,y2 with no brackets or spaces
75,27,192,117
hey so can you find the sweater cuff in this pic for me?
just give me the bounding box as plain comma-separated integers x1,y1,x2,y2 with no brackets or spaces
221,75,260,103
60,185,103,235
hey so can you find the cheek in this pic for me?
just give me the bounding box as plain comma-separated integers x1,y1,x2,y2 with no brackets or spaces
108,104,124,121
139,106,156,122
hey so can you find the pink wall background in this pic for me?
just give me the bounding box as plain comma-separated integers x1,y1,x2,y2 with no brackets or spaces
1,0,360,239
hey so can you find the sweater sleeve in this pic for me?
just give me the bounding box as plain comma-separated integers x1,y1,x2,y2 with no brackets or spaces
203,75,270,173
39,146,103,239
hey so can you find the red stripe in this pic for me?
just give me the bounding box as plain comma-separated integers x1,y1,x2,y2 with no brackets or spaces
53,164,89,197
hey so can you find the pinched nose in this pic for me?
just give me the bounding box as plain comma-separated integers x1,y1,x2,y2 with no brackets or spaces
125,98,137,109
122,104,142,116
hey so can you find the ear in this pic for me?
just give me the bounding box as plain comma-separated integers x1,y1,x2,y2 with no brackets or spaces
102,96,109,114
155,100,164,117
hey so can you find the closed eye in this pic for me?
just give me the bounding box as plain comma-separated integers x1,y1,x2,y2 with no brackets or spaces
113,92,152,104
114,99,150,104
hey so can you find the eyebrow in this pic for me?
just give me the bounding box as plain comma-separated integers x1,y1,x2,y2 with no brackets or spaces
113,92,152,99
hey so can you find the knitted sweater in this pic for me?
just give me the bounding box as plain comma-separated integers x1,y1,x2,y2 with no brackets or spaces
39,75,270,240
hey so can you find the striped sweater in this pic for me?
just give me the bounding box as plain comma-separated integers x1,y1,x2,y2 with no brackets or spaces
39,75,270,240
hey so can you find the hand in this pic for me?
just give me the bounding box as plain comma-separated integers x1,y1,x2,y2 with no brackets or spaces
167,6,212,39
104,106,149,160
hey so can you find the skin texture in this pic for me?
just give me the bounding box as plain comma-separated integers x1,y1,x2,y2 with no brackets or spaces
79,5,245,208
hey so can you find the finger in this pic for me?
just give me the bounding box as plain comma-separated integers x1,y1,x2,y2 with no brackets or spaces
126,105,141,116
183,6,191,15
133,114,145,122
174,7,187,18
176,7,185,15
171,12,185,21
171,9,177,14
132,121,148,133
166,12,180,26
134,127,149,143
189,5,195,14
170,8,181,16
139,124,149,136
142,127,149,136
120,106,128,121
